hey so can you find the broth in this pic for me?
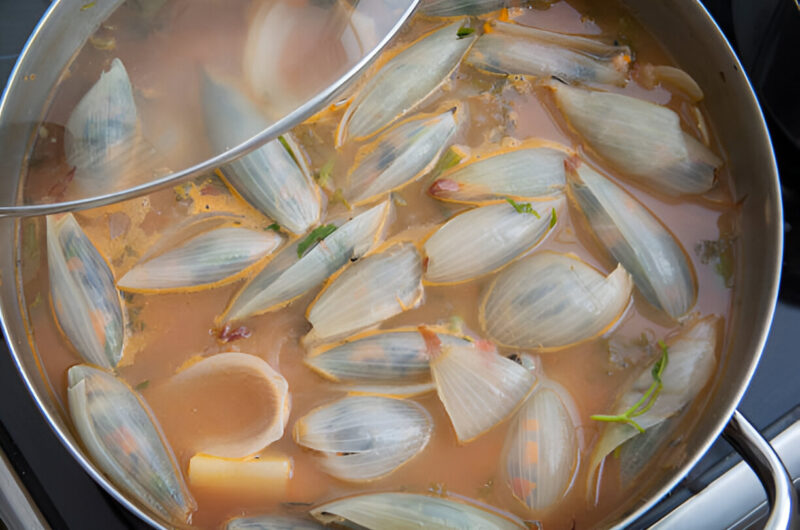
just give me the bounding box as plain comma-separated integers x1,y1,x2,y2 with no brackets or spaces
17,1,738,528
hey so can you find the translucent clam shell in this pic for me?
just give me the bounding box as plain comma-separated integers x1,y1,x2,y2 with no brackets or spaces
304,243,424,345
224,201,392,322
566,160,696,318
338,20,475,144
468,21,631,86
227,516,322,530
421,0,510,16
423,197,562,285
67,365,196,523
551,83,722,196
502,366,581,511
310,492,527,529
47,214,123,369
170,352,290,458
428,141,569,204
117,226,283,292
587,316,720,489
201,72,321,234
346,108,460,206
427,331,535,443
293,396,433,481
64,58,138,177
480,252,633,349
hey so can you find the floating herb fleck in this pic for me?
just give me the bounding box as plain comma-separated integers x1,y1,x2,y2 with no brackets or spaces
549,207,558,228
315,159,335,191
135,380,150,391
590,340,669,433
80,1,96,10
431,147,462,178
506,197,540,218
457,26,475,39
297,224,337,258
331,188,352,210
266,223,280,232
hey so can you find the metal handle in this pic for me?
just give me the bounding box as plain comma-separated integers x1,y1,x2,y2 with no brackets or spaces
722,410,800,529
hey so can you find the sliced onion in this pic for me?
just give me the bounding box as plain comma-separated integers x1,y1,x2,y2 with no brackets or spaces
227,515,323,530
293,396,432,481
566,160,696,318
117,227,282,292
311,492,527,529
467,21,631,86
429,142,569,204
480,252,632,349
304,243,423,345
225,201,392,322
427,331,535,443
201,72,321,234
550,82,721,196
423,197,562,284
67,365,196,523
338,20,475,144
47,214,124,369
346,108,460,206
170,353,290,458
188,452,292,500
588,316,720,489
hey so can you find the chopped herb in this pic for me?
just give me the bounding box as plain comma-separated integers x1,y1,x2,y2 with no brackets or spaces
457,26,475,39
506,197,540,218
695,237,735,288
266,223,280,232
134,380,150,391
331,188,352,210
80,1,96,10
431,147,462,178
315,159,335,191
297,224,337,258
549,207,558,228
590,340,669,433
277,136,300,166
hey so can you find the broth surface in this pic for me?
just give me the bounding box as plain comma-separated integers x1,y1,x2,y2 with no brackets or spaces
18,1,738,528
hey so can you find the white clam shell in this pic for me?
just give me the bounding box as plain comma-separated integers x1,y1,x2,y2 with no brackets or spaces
227,516,322,530
423,197,562,284
338,20,475,144
311,492,527,529
587,316,720,488
304,243,424,345
201,72,321,234
429,143,568,204
118,226,282,292
67,365,196,523
421,0,510,16
225,201,392,322
47,214,124,369
480,252,633,349
346,108,460,206
467,21,631,86
293,396,432,481
551,83,722,196
567,160,696,318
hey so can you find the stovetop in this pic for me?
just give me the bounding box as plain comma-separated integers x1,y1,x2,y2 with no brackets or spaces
1,1,799,529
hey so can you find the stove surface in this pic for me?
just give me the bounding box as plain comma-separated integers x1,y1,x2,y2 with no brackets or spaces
1,1,798,529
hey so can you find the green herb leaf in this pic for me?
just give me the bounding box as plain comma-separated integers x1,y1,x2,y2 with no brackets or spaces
266,223,281,232
80,1,96,10
135,380,150,391
549,207,558,228
505,197,540,218
457,26,475,39
331,188,352,210
315,159,335,190
431,147,462,178
297,224,337,258
278,136,300,166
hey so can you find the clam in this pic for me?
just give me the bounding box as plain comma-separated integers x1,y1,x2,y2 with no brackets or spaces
293,396,433,481
566,159,696,319
227,516,322,530
337,20,475,144
304,243,423,345
224,201,392,322
421,0,511,16
480,252,633,349
467,21,631,86
67,365,195,523
428,141,569,204
588,316,720,489
346,108,460,206
311,492,527,529
422,327,535,443
201,72,321,234
502,357,582,511
423,197,563,284
117,225,283,292
47,214,124,369
550,82,722,196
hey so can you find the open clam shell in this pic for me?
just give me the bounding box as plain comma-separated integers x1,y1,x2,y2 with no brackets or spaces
67,365,196,523
293,396,433,482
480,252,633,349
47,214,124,369
420,0,511,16
227,515,322,530
566,159,696,319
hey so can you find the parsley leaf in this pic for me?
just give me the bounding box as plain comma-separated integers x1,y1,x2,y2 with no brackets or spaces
549,207,558,228
297,224,337,258
506,197,540,218
457,26,475,39
266,223,280,232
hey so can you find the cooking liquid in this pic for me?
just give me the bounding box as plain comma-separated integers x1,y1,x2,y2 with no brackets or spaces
17,1,738,528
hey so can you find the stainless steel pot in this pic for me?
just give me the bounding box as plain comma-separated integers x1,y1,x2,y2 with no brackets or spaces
0,0,796,528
